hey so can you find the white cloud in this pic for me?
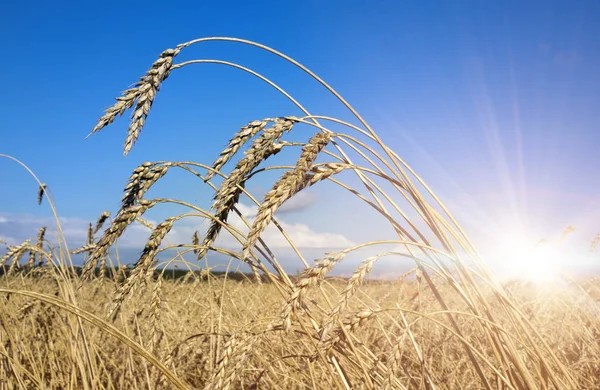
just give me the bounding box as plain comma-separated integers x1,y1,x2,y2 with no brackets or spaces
0,201,354,254
278,191,317,214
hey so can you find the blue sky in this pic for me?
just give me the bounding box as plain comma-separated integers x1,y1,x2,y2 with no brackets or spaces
1,1,599,277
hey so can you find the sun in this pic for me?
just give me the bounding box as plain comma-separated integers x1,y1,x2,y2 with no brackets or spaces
484,232,566,285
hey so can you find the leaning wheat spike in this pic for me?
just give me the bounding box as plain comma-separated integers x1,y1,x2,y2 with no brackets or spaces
81,200,155,282
203,334,238,390
70,244,96,255
280,252,346,332
591,234,600,252
149,276,164,353
122,163,169,209
135,216,155,230
218,335,257,390
94,211,111,234
87,223,94,245
36,228,47,267
560,225,576,240
204,118,273,182
302,163,348,189
98,255,107,284
1,240,31,267
27,227,46,269
213,118,295,214
192,231,200,254
319,255,380,344
243,132,330,260
318,308,381,355
108,216,175,320
8,248,27,275
37,183,47,205
382,335,405,390
197,118,295,260
89,48,181,155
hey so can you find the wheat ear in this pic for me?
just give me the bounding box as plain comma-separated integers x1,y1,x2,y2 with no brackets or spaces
37,183,47,205
204,118,273,181
89,48,181,155
279,252,346,332
198,118,296,260
243,132,330,260
122,163,169,209
108,216,175,320
81,200,155,282
319,255,380,344
94,211,111,234
27,227,46,269
1,240,32,267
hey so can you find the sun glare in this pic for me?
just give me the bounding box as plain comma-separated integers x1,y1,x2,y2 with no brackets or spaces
485,233,567,284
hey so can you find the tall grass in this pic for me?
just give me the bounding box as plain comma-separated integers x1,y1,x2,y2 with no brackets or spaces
1,37,599,389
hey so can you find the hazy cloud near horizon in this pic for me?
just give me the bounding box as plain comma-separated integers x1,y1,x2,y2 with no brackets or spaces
0,196,353,254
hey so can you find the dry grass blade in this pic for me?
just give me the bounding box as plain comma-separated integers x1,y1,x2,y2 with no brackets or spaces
0,288,190,390
243,132,330,260
204,118,273,181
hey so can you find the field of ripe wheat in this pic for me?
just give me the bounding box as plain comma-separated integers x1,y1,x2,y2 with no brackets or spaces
1,37,599,389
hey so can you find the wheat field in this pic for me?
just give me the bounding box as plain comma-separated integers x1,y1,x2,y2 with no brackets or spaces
1,37,599,389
